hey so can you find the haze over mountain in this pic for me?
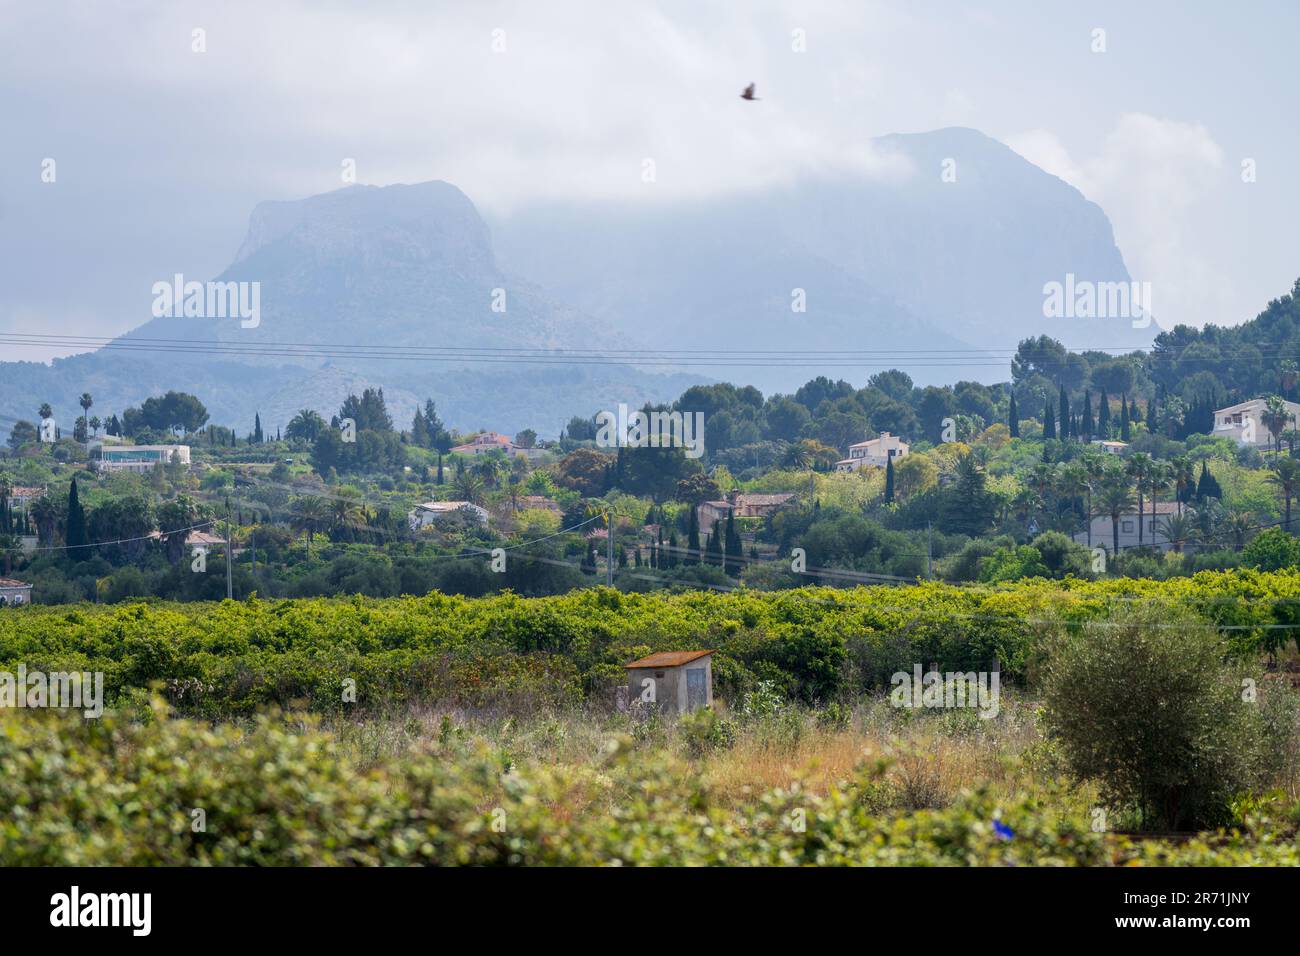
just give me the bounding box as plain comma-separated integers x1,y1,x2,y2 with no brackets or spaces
0,127,1153,438
492,127,1155,394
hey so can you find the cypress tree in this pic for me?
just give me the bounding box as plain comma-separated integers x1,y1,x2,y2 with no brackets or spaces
1130,396,1142,424
1121,393,1131,442
1043,399,1056,440
706,520,723,567
1098,390,1111,437
884,455,895,503
66,477,88,561
667,532,679,570
1008,392,1020,438
1059,386,1071,440
724,510,743,577
1196,461,1222,501
686,507,701,566
1149,393,1159,436
1081,391,1094,440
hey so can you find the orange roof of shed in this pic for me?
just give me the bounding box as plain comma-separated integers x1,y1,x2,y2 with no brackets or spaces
624,650,714,669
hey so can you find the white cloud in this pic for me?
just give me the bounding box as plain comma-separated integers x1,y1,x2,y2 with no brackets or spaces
1008,114,1228,331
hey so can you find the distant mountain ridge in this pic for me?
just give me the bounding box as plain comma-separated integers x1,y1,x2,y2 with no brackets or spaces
491,127,1153,391
0,128,1152,436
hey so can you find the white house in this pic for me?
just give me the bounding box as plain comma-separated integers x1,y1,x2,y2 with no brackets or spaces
1072,500,1181,553
1090,440,1129,456
0,578,33,606
450,432,545,461
408,500,490,530
1213,398,1300,448
97,444,191,474
835,432,909,472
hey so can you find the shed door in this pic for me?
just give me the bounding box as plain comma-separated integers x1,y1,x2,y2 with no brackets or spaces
686,668,706,710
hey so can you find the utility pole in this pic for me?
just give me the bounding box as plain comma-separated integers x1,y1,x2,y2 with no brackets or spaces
225,496,233,600
605,510,614,588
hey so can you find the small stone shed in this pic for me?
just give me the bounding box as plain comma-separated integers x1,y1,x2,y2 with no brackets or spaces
624,650,714,715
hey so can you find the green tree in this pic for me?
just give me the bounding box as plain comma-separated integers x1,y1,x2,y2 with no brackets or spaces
286,409,327,443
723,510,743,577
686,506,701,566
1043,603,1271,831
65,478,88,561
290,496,331,554
1266,457,1300,531
705,520,723,567
78,393,93,438
1096,469,1136,557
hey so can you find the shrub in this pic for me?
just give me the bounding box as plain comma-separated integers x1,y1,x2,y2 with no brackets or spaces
1242,527,1300,572
1042,603,1275,831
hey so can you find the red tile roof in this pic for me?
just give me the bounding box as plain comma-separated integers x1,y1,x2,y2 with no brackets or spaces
624,650,714,669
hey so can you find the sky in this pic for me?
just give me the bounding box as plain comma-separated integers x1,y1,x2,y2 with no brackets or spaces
2,0,1297,363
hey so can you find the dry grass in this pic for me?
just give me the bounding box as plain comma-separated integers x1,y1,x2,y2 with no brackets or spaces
321,690,1068,814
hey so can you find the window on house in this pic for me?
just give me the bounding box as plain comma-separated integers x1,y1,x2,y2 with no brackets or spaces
1122,521,1134,533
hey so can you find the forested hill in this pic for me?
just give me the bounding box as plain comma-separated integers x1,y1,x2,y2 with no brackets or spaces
1148,278,1300,401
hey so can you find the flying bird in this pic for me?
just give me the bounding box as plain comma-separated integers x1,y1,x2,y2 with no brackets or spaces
740,83,759,101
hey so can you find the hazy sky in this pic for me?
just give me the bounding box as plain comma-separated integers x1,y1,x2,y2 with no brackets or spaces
2,0,1297,362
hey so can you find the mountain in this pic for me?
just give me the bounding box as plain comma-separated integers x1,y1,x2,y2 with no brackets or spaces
490,127,1154,391
0,129,1152,438
0,182,699,438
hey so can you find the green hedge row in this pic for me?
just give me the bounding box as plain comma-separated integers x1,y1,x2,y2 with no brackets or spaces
2,570,1298,715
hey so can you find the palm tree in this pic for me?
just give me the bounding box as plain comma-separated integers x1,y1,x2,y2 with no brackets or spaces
1170,454,1194,514
473,455,506,489
1125,452,1155,546
89,415,101,437
1159,513,1193,554
1055,462,1090,541
290,495,331,554
1145,461,1170,547
1222,509,1256,552
1080,450,1107,547
1096,469,1137,558
329,489,366,538
38,402,52,421
1266,457,1300,531
453,472,486,506
1262,395,1290,455
781,439,825,503
79,393,93,443
28,495,59,546
285,409,326,443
